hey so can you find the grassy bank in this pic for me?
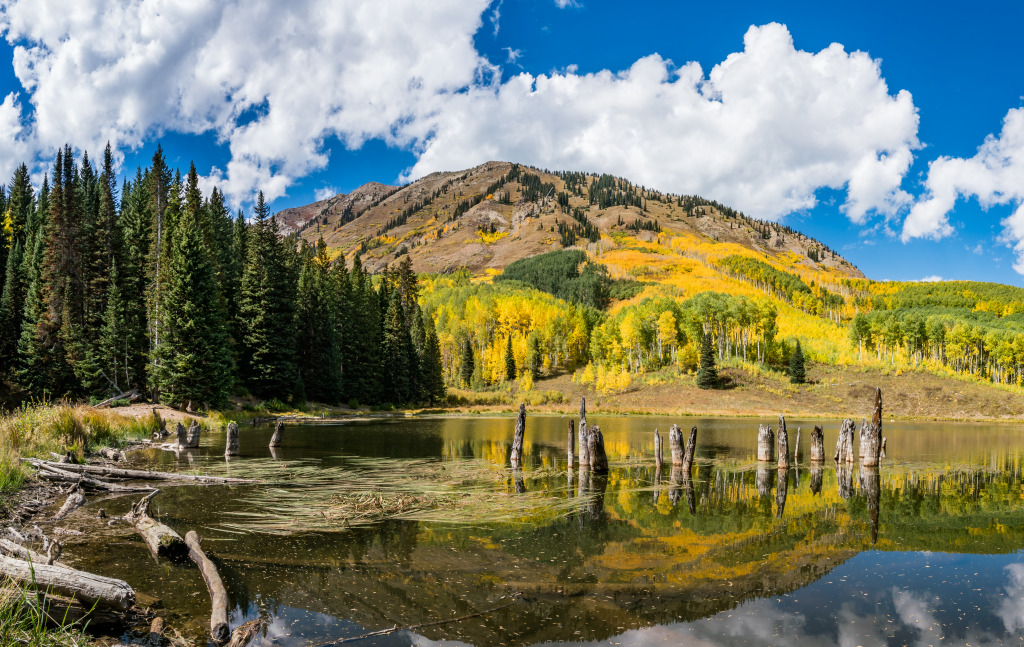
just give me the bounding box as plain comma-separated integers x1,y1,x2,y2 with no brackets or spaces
0,402,153,496
0,580,88,647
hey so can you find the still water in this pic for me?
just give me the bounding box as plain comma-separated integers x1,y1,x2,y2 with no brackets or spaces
61,415,1024,646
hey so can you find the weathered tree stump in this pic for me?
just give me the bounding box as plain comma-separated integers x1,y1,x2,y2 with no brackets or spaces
794,427,801,462
776,468,788,519
127,490,188,561
834,418,856,463
653,429,663,469
567,420,574,468
809,425,825,462
176,422,188,450
837,462,853,500
0,554,135,610
756,463,772,497
187,419,202,448
809,463,823,495
269,421,285,448
185,531,230,643
577,397,589,467
757,425,775,462
681,426,697,474
225,421,240,457
777,416,790,469
669,424,685,466
860,388,883,466
587,425,609,473
52,487,86,522
510,403,526,468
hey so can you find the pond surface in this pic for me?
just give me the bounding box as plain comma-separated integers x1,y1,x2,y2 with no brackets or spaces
61,415,1024,646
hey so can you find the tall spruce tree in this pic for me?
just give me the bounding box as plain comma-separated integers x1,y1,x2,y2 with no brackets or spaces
117,170,152,392
696,332,718,389
380,288,411,404
789,340,806,384
505,333,516,381
422,313,445,403
460,338,474,387
295,239,343,404
17,177,49,394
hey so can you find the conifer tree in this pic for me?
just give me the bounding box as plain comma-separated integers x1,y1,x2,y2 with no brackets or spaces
696,333,718,389
117,170,152,391
296,239,343,404
17,177,49,393
343,254,380,403
380,288,411,403
528,333,542,380
505,333,516,381
789,340,806,384
422,313,445,403
460,338,474,387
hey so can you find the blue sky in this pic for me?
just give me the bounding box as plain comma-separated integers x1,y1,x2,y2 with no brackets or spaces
1,1,1023,285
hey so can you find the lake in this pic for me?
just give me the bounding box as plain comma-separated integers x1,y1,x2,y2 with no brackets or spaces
60,414,1024,646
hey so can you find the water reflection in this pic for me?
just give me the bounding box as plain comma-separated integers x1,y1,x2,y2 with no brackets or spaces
62,416,1024,646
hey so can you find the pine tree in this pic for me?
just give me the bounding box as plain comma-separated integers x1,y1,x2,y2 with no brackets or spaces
152,196,231,409
295,239,343,404
789,340,806,385
422,313,445,403
460,338,474,387
528,333,542,380
17,177,49,394
0,239,25,377
696,332,718,389
505,333,516,381
380,288,411,404
117,170,152,392
343,254,380,404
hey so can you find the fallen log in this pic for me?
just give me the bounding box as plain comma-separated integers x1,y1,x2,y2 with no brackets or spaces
27,460,156,493
51,487,85,522
0,587,133,630
98,447,125,462
269,421,285,448
29,460,256,484
0,537,49,564
227,619,264,647
126,490,188,561
185,531,230,643
0,554,135,610
510,403,525,468
93,389,138,408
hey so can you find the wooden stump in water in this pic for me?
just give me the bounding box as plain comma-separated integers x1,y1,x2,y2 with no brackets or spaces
837,462,853,500
834,419,856,463
567,420,574,468
756,463,772,497
669,424,685,466
587,425,609,473
510,403,526,468
776,468,789,519
187,419,201,448
809,425,825,462
757,425,775,462
127,490,188,561
185,531,230,643
860,388,883,467
175,422,188,450
577,397,589,467
777,416,790,469
654,429,663,469
681,426,697,475
268,421,285,448
225,421,240,457
794,427,801,463
809,463,823,495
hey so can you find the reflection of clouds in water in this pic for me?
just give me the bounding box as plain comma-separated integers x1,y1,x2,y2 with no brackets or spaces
406,634,474,647
998,563,1024,634
891,588,944,647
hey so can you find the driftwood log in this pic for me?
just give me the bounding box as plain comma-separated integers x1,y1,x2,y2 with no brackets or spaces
680,426,697,475
577,397,589,467
809,425,825,462
98,447,125,462
757,425,775,462
0,537,52,564
185,531,230,643
51,487,86,522
653,429,663,469
176,422,188,449
227,619,264,647
860,388,883,466
269,421,285,448
27,460,155,493
93,389,138,408
668,424,684,466
834,419,856,463
510,403,526,468
225,421,240,457
29,460,255,484
777,416,790,469
187,420,202,449
127,490,188,561
587,425,609,473
567,420,574,469
0,554,135,610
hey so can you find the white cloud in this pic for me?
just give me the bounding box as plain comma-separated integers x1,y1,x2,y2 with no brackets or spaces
903,108,1024,273
314,186,338,202
554,0,580,7
402,23,920,222
919,275,943,282
999,563,1024,633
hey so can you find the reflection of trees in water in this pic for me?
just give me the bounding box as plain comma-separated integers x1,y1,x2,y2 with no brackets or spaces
837,463,853,500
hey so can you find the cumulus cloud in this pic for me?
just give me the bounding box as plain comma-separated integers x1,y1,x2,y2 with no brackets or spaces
919,275,943,282
903,108,1024,272
402,23,920,222
1,0,491,202
314,186,339,202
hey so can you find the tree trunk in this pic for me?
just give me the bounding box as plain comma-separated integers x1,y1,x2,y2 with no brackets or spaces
577,397,589,466
227,620,264,647
127,490,188,561
653,429,663,469
668,424,684,466
834,418,855,463
809,425,824,462
0,554,135,610
757,424,774,462
861,388,883,467
793,427,801,463
777,416,790,469
30,460,255,484
566,420,574,468
185,531,230,643
680,426,697,474
187,419,202,449
587,425,608,473
225,421,240,457
510,403,526,468
176,422,188,450
268,421,285,448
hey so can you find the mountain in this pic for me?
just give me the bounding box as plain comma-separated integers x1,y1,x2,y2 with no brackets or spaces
286,161,862,281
